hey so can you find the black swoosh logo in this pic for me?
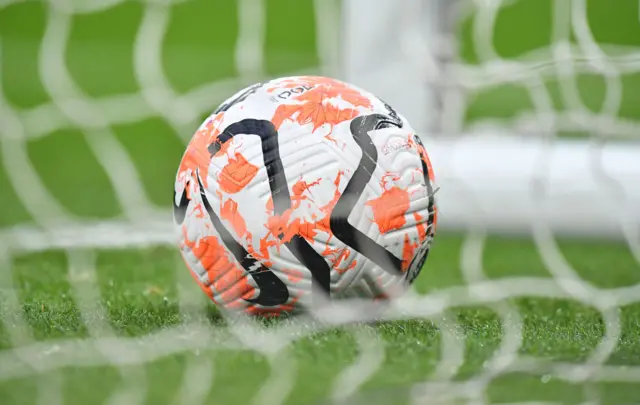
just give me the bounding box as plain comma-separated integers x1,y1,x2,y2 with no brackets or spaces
196,174,290,306
211,119,331,302
330,113,405,276
173,188,190,225
413,135,436,230
406,134,436,283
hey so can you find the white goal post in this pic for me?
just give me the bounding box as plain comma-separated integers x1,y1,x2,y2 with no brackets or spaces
342,0,640,239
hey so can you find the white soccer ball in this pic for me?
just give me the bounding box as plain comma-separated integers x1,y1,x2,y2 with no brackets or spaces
173,76,437,316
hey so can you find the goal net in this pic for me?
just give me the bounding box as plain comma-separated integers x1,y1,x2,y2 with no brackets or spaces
0,0,639,404
344,0,640,239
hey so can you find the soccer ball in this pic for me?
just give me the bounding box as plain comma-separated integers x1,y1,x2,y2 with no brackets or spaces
173,76,437,316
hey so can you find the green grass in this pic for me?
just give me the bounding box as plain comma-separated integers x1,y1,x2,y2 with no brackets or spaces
1,0,640,404
1,234,640,405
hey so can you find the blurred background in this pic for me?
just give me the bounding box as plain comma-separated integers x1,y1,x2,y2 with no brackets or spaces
1,0,333,232
1,0,638,240
1,1,640,404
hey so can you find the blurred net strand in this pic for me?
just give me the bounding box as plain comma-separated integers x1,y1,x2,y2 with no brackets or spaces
0,0,640,404
313,0,342,78
329,328,386,402
66,248,149,405
2,280,640,386
411,0,640,140
39,8,155,222
235,0,265,82
0,246,35,366
172,249,218,405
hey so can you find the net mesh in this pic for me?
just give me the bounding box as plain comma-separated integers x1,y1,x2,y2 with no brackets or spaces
418,0,640,139
0,0,639,404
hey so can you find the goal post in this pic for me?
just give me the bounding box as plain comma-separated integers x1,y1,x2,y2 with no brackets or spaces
342,0,640,239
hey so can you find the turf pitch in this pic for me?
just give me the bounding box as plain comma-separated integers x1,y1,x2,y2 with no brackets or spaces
2,235,640,405
1,0,640,404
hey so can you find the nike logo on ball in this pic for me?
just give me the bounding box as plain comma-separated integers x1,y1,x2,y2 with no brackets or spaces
173,188,189,225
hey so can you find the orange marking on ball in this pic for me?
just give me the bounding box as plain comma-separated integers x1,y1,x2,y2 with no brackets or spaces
271,77,372,132
413,211,428,243
366,186,410,234
218,152,259,194
401,234,419,272
220,198,248,239
177,113,225,188
181,228,257,306
282,268,304,283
